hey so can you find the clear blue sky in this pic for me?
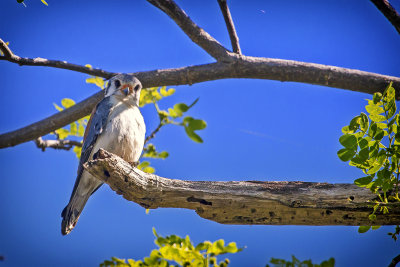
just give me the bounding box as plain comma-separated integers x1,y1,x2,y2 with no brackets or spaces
1,0,400,266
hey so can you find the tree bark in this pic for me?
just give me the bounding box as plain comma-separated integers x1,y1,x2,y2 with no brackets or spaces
84,149,400,226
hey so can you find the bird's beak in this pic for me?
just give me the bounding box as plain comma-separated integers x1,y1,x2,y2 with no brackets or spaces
120,84,133,96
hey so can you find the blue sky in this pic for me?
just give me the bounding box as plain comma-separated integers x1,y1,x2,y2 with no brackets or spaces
1,0,400,266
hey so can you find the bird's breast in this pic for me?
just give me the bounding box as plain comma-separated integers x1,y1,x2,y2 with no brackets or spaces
99,102,145,162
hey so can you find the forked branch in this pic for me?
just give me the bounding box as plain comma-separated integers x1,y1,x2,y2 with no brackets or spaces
84,149,400,226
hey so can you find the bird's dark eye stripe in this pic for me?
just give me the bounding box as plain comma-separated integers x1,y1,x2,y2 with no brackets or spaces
134,84,140,91
114,80,121,88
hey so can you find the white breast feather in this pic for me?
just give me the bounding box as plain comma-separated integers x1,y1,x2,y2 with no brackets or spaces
93,97,145,163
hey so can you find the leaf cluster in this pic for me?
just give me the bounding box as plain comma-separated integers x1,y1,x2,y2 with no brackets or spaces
138,86,207,173
100,228,242,267
266,255,335,267
337,82,400,235
53,98,89,158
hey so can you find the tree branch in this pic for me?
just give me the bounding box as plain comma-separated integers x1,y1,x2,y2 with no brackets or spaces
217,0,242,54
1,57,400,149
0,39,115,78
144,122,163,145
84,149,400,226
388,254,400,267
370,0,400,35
0,91,103,149
146,0,233,62
35,137,82,152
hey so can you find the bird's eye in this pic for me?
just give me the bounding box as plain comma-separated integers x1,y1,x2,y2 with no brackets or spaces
133,84,140,92
114,79,121,88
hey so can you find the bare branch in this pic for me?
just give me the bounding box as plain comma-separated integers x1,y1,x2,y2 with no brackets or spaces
217,0,242,54
144,122,163,145
388,254,400,267
84,149,400,226
0,39,115,78
35,137,82,152
370,0,400,35
146,0,232,62
1,56,400,149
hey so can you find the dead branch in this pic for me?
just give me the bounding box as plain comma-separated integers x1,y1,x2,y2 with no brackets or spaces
1,58,399,149
217,0,242,54
83,149,400,226
35,137,82,151
371,0,400,35
0,39,115,78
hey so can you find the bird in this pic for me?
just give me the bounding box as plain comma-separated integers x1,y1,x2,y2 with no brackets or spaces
61,74,146,235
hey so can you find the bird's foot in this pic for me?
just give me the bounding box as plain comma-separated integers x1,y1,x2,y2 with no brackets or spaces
128,161,139,168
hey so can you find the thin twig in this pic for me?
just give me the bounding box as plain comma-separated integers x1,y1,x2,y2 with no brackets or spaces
144,122,163,145
388,254,400,267
217,0,242,54
1,57,400,149
35,137,82,151
370,0,400,35
0,39,115,78
146,0,232,62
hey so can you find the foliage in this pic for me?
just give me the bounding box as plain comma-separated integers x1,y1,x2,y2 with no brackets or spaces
337,82,400,236
100,228,242,267
52,98,90,158
266,255,335,267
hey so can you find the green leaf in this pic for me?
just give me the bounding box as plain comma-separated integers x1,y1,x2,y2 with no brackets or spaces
373,92,382,104
354,176,373,187
339,134,357,150
61,98,75,109
185,127,203,143
160,86,175,97
359,113,369,132
73,146,81,159
55,128,69,139
369,214,377,221
371,225,381,230
366,104,384,115
337,148,356,162
173,103,189,116
86,76,105,89
358,225,371,233
53,103,63,112
370,114,386,123
70,122,77,136
188,119,207,131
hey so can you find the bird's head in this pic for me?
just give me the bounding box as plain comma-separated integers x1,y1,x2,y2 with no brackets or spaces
105,74,142,105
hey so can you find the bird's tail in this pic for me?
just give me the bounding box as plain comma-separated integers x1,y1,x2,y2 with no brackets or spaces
61,194,90,235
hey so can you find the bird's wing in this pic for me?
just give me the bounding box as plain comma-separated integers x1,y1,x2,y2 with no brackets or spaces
68,96,114,200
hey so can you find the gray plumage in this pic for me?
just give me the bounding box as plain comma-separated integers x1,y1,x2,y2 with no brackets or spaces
61,74,145,235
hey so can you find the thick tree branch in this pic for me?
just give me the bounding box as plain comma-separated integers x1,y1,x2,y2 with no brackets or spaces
371,0,400,35
1,57,400,149
0,39,115,78
217,0,242,54
35,137,82,151
84,149,400,226
146,0,233,62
